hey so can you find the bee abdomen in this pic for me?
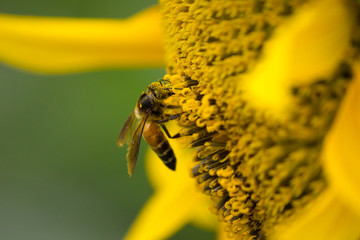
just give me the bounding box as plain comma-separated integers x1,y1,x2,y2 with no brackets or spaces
152,139,176,170
143,121,177,171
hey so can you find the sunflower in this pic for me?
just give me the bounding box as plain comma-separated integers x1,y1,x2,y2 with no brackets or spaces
1,0,360,239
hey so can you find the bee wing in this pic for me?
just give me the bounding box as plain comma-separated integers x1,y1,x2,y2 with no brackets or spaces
126,114,149,177
117,111,137,147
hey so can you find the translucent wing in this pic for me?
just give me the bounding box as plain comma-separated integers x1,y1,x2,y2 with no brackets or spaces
117,111,137,147
126,114,149,177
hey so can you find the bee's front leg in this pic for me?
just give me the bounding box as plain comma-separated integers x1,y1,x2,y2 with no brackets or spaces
155,113,181,123
158,78,171,85
159,123,181,139
155,114,181,138
160,103,180,109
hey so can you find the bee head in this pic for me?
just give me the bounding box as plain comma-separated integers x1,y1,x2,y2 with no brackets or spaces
137,93,154,114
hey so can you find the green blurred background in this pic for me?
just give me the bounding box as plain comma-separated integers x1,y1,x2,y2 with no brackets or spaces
0,1,215,239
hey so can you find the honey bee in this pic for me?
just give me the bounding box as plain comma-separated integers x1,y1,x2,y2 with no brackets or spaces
117,81,180,176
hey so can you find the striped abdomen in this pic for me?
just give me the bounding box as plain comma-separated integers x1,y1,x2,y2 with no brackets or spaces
142,121,176,170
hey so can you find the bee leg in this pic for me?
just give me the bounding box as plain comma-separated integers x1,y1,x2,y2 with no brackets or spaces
160,124,181,139
156,114,181,123
169,114,181,120
158,79,174,91
160,103,179,109
158,79,171,86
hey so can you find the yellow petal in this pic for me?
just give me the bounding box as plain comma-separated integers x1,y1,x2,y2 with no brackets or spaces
125,124,215,240
274,188,360,240
0,6,164,74
190,199,217,231
243,0,355,116
322,62,360,216
217,222,233,240
145,123,192,190
124,174,205,240
126,124,216,239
